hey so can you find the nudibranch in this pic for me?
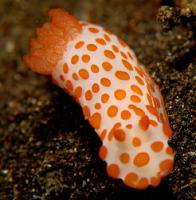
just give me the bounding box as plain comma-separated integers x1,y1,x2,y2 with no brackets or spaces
24,8,174,189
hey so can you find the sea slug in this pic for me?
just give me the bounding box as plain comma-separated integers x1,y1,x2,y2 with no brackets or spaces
24,8,174,189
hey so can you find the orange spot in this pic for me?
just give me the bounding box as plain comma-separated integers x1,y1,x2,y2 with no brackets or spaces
75,41,84,49
150,83,155,92
71,55,79,64
120,51,128,59
146,105,158,118
102,62,112,71
104,28,112,35
133,152,150,167
115,71,130,80
82,54,90,63
118,37,127,47
122,59,133,71
113,129,126,142
132,137,141,147
139,115,150,130
100,77,111,87
74,86,82,98
126,124,133,129
155,97,161,108
101,93,109,103
100,129,107,141
112,45,119,53
124,172,138,188
147,93,153,106
99,145,108,160
163,122,173,138
149,120,158,127
130,95,141,103
95,103,101,109
104,50,115,59
135,66,144,77
89,112,101,129
135,75,144,85
85,90,93,101
106,164,120,178
95,38,106,45
114,89,126,100
79,69,89,80
130,85,143,96
89,27,99,33
153,97,158,109
72,73,79,80
92,83,100,93
107,105,118,117
120,153,130,163
60,74,65,81
104,34,111,42
151,141,164,152
82,105,90,118
166,146,174,155
147,84,153,95
121,110,131,120
63,63,69,74
137,178,149,189
87,44,97,51
65,80,73,92
127,52,133,59
150,177,160,187
160,159,173,174
108,122,121,141
91,64,99,73
128,104,145,116
160,113,165,123
51,78,58,85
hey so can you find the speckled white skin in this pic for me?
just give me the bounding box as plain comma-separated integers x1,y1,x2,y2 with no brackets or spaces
51,22,174,189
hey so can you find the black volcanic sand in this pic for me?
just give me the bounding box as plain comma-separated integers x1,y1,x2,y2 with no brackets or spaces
0,0,195,200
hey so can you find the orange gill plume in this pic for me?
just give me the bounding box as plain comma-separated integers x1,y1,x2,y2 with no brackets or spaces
23,8,82,75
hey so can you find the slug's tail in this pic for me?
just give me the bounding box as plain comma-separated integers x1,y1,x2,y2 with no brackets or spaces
24,8,82,75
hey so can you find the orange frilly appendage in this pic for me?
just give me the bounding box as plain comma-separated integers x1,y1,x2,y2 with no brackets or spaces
24,8,82,75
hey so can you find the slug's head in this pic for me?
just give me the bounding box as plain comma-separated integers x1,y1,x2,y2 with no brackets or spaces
24,8,82,75
99,115,174,189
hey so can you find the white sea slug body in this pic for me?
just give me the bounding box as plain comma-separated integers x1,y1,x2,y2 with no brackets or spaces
24,8,174,189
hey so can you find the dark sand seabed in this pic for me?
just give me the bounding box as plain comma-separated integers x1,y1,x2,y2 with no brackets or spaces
0,0,195,199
